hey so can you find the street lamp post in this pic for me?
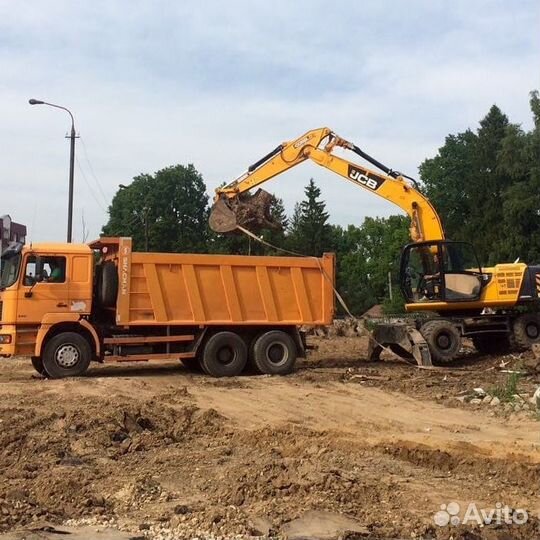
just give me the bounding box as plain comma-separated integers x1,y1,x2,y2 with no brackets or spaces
29,98,77,243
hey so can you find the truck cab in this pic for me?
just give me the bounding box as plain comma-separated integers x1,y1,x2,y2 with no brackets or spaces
0,242,94,360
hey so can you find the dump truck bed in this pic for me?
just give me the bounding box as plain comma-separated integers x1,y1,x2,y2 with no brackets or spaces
110,238,335,326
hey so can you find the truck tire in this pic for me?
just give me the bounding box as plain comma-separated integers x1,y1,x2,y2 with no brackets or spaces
420,320,461,364
42,332,92,379
252,330,297,375
31,356,46,375
201,331,247,377
246,331,266,374
99,262,118,307
513,313,540,349
472,334,511,355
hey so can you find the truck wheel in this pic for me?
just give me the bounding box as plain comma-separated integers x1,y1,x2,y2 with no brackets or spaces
252,330,297,375
201,332,247,377
513,313,540,349
99,262,118,307
472,334,511,355
420,320,461,364
31,356,46,375
42,332,92,379
246,332,266,374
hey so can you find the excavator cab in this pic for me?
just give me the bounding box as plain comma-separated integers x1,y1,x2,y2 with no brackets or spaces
400,240,484,306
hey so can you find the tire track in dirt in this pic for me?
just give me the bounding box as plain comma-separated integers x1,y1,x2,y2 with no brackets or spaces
187,378,540,460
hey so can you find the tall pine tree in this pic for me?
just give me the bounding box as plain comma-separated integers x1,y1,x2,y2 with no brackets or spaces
288,179,332,256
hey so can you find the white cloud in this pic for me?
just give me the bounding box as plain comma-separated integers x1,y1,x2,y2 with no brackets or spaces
0,0,538,242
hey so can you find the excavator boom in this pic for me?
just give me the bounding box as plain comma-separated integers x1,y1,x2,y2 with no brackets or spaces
209,128,333,233
208,126,540,366
209,127,444,243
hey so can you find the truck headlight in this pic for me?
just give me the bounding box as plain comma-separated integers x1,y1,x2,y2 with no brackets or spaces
0,335,12,344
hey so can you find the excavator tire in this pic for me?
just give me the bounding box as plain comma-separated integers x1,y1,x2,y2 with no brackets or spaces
420,319,462,364
512,313,540,350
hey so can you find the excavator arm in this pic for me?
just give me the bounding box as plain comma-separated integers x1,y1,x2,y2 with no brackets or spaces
209,127,444,243
209,128,540,367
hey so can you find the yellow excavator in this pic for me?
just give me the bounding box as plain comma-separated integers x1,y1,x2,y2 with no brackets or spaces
209,127,540,365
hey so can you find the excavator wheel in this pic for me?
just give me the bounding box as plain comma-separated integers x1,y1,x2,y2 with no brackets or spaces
512,313,540,350
420,319,462,364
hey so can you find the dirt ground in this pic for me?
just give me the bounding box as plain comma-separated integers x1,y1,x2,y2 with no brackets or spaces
0,336,539,540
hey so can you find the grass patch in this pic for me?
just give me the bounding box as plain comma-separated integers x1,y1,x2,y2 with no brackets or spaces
489,371,522,402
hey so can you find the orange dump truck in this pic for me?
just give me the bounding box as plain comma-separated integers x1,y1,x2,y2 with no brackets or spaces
0,237,335,378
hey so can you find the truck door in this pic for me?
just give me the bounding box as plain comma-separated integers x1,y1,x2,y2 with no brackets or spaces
17,255,70,324
68,254,93,314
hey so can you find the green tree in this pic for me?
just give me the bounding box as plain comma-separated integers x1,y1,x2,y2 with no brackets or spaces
329,224,363,259
420,105,515,265
286,203,302,244
102,164,209,253
288,179,332,256
338,215,409,314
419,129,477,242
498,91,540,262
421,95,540,265
252,196,288,254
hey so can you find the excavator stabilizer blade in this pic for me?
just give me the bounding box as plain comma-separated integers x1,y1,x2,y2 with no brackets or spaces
209,190,281,233
367,322,432,367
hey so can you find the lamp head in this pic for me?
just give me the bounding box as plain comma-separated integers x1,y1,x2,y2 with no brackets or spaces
28,99,45,105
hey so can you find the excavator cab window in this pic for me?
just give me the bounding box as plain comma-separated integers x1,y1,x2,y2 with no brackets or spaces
400,241,483,304
440,242,483,302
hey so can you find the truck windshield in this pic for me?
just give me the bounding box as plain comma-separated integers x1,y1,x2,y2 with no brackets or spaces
0,253,21,290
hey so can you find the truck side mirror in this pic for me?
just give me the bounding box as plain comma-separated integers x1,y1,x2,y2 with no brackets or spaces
24,291,33,298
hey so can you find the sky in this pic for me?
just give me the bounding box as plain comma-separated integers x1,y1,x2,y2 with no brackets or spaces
1,0,539,243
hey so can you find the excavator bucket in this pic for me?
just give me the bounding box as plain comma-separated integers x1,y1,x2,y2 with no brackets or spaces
209,190,281,233
367,322,433,367
208,198,239,233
